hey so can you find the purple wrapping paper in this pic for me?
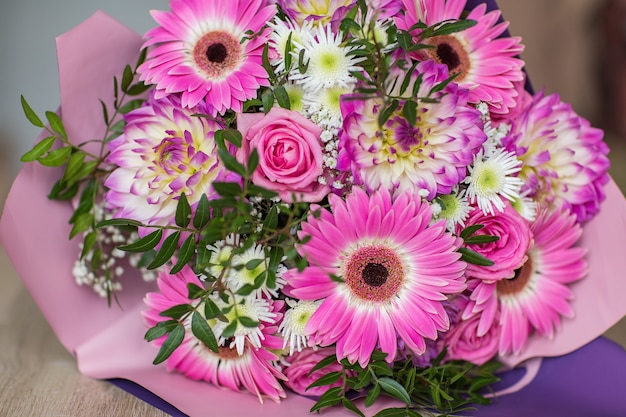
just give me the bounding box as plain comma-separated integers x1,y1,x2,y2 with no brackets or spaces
113,337,626,416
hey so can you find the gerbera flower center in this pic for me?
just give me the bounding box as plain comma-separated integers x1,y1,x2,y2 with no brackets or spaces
425,35,470,81
344,245,404,302
497,257,533,296
216,340,245,359
193,31,242,79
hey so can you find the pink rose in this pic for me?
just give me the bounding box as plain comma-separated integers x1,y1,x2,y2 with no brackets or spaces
445,310,500,365
284,347,343,396
238,108,330,203
459,202,533,281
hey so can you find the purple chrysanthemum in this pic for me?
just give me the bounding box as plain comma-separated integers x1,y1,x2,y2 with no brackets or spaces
138,0,276,115
284,188,467,367
338,60,486,199
105,94,237,227
503,91,610,223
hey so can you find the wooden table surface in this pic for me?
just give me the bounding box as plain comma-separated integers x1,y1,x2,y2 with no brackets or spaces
0,246,169,417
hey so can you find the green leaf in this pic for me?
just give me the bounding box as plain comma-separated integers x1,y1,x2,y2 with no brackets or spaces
378,99,399,127
464,234,500,244
342,398,365,417
308,354,338,375
69,212,94,239
220,319,238,339
263,205,279,233
170,234,196,274
186,283,206,299
193,194,211,229
378,378,411,405
62,152,86,183
175,194,192,228
144,320,178,342
459,224,484,240
274,85,291,110
118,229,163,252
365,383,381,407
45,111,67,138
20,95,44,127
38,146,71,167
48,180,80,201
402,100,417,126
245,258,264,270
96,218,144,228
218,129,243,148
191,311,219,353
20,136,56,162
262,89,274,113
121,64,134,92
212,182,243,197
309,387,342,413
135,47,148,68
430,19,477,37
80,231,97,260
373,407,411,417
238,316,260,328
126,82,151,96
218,147,246,176
306,371,342,390
152,323,185,365
458,247,494,266
74,160,99,182
204,298,223,320
148,231,181,270
159,303,193,319
118,99,144,114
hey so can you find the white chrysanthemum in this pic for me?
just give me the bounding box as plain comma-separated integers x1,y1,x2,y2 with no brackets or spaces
278,299,322,355
268,18,313,75
290,23,364,92
303,85,350,126
227,244,287,298
511,191,538,222
437,190,472,231
206,234,240,279
465,149,524,215
212,295,277,355
283,82,307,115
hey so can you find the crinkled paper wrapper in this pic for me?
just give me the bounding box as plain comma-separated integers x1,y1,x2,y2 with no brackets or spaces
1,9,626,417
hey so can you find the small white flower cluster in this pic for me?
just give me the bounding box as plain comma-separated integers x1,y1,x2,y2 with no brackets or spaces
72,203,158,297
476,101,512,158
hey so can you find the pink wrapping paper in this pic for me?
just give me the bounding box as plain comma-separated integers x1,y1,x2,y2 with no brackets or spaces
1,11,625,417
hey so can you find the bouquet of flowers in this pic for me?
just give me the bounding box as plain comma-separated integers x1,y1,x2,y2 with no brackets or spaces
3,0,626,416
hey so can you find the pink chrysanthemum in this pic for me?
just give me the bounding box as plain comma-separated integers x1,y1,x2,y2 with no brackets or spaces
105,94,237,227
143,267,287,402
463,207,587,355
138,0,276,115
338,60,485,199
395,0,525,114
503,91,610,223
284,188,467,367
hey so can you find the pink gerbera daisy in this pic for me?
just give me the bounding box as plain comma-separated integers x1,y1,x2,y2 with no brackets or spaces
463,207,587,355
143,267,287,402
395,0,525,114
284,188,467,367
138,0,276,115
